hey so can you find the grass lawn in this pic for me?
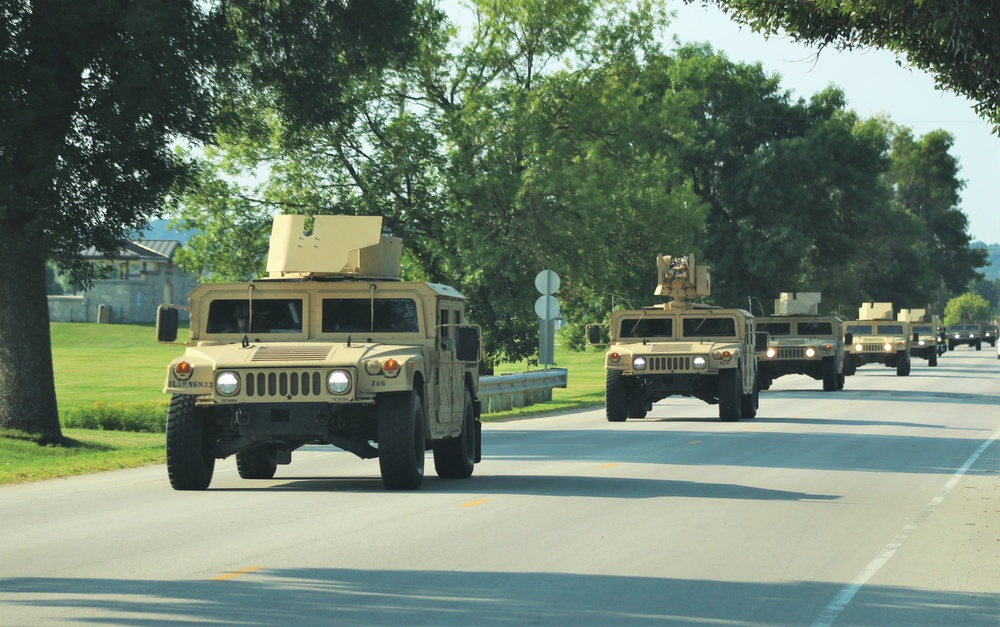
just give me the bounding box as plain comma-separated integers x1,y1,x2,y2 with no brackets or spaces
0,322,607,486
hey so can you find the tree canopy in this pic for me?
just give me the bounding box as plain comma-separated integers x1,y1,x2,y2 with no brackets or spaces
0,0,418,437
697,0,1000,129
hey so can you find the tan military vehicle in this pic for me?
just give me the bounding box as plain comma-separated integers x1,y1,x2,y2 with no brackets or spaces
156,215,482,491
755,293,846,392
587,255,766,422
947,322,983,351
843,302,911,376
898,309,939,367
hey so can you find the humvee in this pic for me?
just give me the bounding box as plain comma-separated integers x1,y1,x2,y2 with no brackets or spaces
985,323,998,348
755,293,846,391
156,215,482,491
587,255,766,422
843,302,911,376
947,323,982,351
898,308,939,367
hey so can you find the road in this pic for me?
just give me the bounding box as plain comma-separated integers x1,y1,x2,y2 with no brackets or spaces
1,349,999,626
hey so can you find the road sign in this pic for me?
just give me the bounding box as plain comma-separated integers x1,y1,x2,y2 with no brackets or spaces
535,294,560,320
535,270,560,295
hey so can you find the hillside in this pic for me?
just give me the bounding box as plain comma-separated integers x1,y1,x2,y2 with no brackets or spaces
972,242,1000,281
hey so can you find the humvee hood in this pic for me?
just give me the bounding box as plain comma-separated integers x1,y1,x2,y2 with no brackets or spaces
193,342,422,368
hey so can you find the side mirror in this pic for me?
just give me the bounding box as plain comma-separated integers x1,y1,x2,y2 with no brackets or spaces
455,326,481,363
586,324,605,345
844,332,853,345
754,331,769,352
912,332,920,342
157,306,179,343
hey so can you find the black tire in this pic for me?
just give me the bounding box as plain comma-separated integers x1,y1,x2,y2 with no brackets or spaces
929,350,938,367
975,340,982,351
433,390,477,479
822,356,838,392
741,376,758,419
896,351,910,376
759,372,772,391
606,370,628,423
236,443,278,480
718,369,742,422
843,355,856,377
948,340,955,351
836,372,845,390
626,397,648,419
165,394,215,491
378,391,426,490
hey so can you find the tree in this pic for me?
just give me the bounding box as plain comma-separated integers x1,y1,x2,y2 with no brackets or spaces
943,292,991,325
0,1,418,438
699,0,1000,128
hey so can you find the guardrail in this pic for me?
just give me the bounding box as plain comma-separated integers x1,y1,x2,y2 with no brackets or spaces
478,368,568,414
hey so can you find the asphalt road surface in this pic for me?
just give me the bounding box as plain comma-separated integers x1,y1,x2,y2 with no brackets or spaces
1,348,999,626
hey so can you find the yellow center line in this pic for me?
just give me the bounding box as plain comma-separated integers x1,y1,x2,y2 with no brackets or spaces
687,440,701,445
597,463,617,469
460,498,490,508
212,566,263,581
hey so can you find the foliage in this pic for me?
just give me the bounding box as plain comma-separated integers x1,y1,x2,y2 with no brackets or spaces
0,1,419,436
970,278,1000,312
62,402,167,433
701,0,1000,129
943,292,991,325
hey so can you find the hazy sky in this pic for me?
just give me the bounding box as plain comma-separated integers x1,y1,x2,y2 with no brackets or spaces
667,1,999,244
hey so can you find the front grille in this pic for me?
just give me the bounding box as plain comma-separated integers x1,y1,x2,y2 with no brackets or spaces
648,356,692,372
862,343,889,353
242,370,327,399
777,348,805,359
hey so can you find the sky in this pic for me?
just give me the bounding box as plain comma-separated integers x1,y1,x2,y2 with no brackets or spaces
666,2,1000,245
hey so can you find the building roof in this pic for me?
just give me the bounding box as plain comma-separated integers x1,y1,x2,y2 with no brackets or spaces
81,239,182,262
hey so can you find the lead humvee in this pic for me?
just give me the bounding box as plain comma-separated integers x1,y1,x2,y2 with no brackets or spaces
587,255,766,422
948,323,983,351
156,215,482,491
755,292,846,391
843,302,911,376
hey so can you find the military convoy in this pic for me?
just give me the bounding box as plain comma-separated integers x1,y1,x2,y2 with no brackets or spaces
587,255,766,422
755,293,846,392
898,308,939,367
843,303,912,376
157,215,482,491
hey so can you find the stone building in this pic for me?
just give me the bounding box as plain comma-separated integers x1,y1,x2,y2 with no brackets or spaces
48,240,196,323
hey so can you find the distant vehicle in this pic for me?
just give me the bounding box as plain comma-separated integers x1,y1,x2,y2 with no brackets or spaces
156,215,482,491
843,303,911,376
948,323,982,351
898,309,940,367
982,323,997,348
588,255,766,422
755,292,846,391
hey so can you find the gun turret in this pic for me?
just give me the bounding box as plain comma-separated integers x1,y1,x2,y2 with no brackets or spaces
266,215,402,280
654,254,711,306
775,292,821,315
858,302,894,321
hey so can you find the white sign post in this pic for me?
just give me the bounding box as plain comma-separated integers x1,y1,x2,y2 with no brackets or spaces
534,270,560,368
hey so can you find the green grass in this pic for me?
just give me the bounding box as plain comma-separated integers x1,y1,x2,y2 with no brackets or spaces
0,428,165,486
0,322,606,486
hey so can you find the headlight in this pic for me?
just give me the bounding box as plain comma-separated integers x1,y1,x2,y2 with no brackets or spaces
954,333,960,339
805,347,816,358
765,347,777,359
918,340,926,346
327,370,351,395
854,343,863,352
883,343,893,352
216,371,240,396
693,355,708,370
633,356,647,370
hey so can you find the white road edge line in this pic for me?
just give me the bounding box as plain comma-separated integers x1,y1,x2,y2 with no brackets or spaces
811,425,1000,627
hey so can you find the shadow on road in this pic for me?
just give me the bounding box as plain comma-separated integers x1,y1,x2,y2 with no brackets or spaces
1,569,997,626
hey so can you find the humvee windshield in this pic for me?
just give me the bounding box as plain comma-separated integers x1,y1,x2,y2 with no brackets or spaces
322,298,420,333
757,322,791,336
619,317,673,338
876,324,905,335
682,317,737,337
798,321,834,335
911,325,934,335
207,299,303,334
846,324,873,334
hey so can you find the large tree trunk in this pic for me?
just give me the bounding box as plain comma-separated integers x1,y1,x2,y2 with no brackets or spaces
0,234,62,438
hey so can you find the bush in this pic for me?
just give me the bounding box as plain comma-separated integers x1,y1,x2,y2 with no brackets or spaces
62,401,168,433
